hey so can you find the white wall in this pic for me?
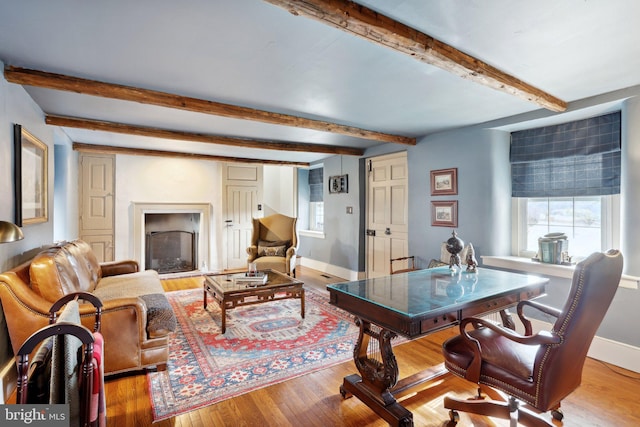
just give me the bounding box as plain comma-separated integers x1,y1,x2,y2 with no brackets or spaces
113,155,224,270
263,165,296,217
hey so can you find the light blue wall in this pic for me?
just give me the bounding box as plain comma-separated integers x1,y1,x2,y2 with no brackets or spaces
53,131,79,242
302,106,640,349
301,127,512,272
0,64,57,370
297,155,361,271
407,127,511,266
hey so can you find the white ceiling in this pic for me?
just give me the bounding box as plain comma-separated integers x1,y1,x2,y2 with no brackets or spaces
1,0,639,164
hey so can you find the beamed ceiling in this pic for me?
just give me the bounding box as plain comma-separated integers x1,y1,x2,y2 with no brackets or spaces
1,0,639,166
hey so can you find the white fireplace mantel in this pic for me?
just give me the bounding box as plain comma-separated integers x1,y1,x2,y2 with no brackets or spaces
132,202,212,271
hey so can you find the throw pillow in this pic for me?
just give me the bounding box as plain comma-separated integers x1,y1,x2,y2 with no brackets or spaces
257,240,289,257
261,245,287,257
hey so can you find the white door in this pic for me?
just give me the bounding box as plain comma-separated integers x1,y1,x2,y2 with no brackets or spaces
366,152,409,278
79,154,115,262
223,164,262,270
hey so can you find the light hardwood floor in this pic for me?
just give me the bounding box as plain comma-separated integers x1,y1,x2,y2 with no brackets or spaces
105,267,640,426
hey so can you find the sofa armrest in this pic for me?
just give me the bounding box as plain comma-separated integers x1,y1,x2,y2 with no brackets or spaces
79,297,150,374
80,297,147,338
100,260,139,277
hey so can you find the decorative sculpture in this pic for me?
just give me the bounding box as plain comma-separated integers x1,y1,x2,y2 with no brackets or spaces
465,242,478,273
446,230,464,271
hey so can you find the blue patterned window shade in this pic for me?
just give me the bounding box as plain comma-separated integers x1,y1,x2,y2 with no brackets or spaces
510,111,621,197
309,168,323,202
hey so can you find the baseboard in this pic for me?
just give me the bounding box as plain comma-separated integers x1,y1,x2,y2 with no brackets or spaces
529,318,639,373
298,258,359,281
0,358,16,404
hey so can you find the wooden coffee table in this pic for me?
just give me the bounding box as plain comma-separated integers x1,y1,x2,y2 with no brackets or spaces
203,269,305,333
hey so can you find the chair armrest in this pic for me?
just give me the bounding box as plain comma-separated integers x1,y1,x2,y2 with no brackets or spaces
517,300,562,335
247,245,258,262
286,246,296,259
459,316,561,383
100,260,139,277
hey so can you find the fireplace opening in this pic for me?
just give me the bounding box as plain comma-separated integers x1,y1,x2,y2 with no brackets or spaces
146,230,196,274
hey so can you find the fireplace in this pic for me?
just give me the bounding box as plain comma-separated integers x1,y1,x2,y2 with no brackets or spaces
132,203,212,273
146,230,196,274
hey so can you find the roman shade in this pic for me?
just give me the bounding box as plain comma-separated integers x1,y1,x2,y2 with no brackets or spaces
510,111,621,197
309,167,323,202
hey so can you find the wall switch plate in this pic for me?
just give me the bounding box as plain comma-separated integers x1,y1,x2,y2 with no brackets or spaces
346,206,353,214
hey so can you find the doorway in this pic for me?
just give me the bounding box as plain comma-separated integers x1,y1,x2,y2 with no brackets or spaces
365,152,409,278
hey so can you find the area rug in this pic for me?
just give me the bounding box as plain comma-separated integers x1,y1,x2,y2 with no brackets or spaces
147,286,361,421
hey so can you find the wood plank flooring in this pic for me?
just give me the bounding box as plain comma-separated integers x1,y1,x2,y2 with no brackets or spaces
105,267,640,426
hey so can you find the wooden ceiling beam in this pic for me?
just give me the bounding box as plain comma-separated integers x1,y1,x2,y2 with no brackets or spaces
264,0,568,112
46,115,365,156
5,65,415,145
72,142,310,167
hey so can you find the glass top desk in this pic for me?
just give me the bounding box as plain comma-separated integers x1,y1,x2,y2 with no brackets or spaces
327,266,548,427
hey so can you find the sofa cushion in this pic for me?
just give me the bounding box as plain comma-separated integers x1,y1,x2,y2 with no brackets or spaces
30,247,84,302
93,270,176,338
64,240,102,283
93,270,164,298
29,241,102,302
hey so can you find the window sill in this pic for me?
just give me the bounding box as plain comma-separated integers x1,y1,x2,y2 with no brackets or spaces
481,255,639,290
299,230,325,239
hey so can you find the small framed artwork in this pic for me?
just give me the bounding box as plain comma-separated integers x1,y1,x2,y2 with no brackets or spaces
430,168,457,196
328,174,348,194
431,200,458,227
14,124,48,226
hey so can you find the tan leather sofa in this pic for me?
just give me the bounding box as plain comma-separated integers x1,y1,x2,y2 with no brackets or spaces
0,239,176,375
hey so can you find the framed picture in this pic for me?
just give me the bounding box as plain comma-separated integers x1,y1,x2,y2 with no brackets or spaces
14,124,48,226
431,200,458,227
430,168,457,196
328,174,348,194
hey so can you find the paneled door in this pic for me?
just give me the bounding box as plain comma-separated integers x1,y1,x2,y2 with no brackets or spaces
223,164,262,270
366,152,408,278
79,154,115,262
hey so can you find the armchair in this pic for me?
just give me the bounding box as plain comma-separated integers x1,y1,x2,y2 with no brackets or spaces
442,250,623,426
246,214,298,277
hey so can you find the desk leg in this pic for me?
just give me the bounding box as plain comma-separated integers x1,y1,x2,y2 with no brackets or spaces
339,317,413,427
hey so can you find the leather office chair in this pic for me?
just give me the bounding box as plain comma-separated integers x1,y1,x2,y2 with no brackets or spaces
247,214,298,277
441,250,623,426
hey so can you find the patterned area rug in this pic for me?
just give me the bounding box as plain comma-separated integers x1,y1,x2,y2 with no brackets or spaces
147,286,360,421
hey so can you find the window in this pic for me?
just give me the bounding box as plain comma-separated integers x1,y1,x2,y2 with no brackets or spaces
308,167,324,232
511,112,621,261
297,166,324,236
515,195,618,260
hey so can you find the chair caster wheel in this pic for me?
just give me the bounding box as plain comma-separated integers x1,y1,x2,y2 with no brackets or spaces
449,410,460,424
551,409,564,421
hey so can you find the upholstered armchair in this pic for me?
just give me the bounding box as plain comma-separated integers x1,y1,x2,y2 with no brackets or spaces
441,250,623,426
246,214,298,276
